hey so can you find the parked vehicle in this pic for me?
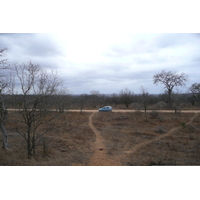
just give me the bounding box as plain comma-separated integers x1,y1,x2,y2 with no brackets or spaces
98,106,112,112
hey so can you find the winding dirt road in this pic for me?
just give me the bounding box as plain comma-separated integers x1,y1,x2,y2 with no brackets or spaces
88,112,198,166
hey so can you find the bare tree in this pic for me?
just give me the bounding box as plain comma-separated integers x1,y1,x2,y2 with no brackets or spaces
119,88,134,108
0,87,9,149
153,70,188,105
0,48,10,149
188,83,200,106
78,94,89,114
12,61,65,159
0,48,8,67
110,93,120,108
140,86,149,120
90,90,100,108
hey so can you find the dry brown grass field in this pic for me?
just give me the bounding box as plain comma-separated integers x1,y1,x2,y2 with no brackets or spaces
0,112,95,166
0,110,200,166
92,111,200,165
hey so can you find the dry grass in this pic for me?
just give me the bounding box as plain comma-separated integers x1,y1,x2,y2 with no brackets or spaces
0,111,95,166
1,110,200,165
92,112,200,165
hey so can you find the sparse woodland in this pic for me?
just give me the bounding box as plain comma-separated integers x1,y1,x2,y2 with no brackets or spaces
1,47,200,165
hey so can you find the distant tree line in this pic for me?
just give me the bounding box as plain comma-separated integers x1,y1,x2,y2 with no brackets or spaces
64,88,200,112
66,70,200,111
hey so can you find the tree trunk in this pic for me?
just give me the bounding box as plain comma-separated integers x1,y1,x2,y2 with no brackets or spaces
168,89,172,106
32,134,35,156
144,106,148,121
27,129,31,159
0,123,9,149
0,94,9,149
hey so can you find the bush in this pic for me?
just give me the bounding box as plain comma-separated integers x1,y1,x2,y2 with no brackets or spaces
182,123,197,133
154,101,167,110
180,122,186,128
155,126,165,134
150,110,160,119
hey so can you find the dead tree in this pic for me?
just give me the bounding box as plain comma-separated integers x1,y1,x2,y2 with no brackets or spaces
12,61,65,159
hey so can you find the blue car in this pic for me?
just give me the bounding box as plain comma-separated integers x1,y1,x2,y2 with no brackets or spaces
98,106,112,112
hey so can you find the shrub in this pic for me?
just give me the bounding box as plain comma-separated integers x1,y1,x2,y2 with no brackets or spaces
180,122,186,128
150,110,159,119
155,126,165,134
154,101,167,110
186,124,197,133
181,123,197,133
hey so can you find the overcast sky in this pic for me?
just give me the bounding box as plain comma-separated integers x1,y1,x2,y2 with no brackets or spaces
1,1,200,95
1,33,200,94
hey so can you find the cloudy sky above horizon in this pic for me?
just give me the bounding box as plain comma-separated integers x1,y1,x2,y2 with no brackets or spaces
1,1,200,95
1,33,200,94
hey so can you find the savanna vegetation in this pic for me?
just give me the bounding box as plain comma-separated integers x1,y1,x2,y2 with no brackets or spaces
92,111,200,165
1,110,200,165
1,47,200,165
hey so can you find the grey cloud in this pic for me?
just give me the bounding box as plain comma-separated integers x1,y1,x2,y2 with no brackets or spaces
63,62,155,91
104,40,150,58
105,46,129,57
97,62,130,72
191,56,200,64
62,64,169,94
23,34,63,57
153,33,200,51
191,33,200,39
104,33,198,59
153,33,186,49
1,33,200,95
0,33,64,59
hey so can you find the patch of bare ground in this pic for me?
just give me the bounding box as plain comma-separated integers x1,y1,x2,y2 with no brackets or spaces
0,112,95,166
92,111,200,165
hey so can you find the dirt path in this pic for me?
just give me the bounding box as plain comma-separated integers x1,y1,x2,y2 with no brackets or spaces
7,109,200,113
123,113,198,154
88,113,121,166
88,113,198,165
